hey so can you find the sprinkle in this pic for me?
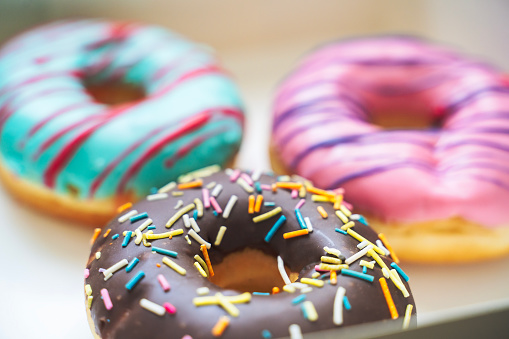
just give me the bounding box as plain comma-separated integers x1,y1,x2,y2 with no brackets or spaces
343,295,352,310
103,229,111,238
147,225,156,230
202,188,210,209
254,195,264,213
189,229,211,249
351,213,369,226
376,239,390,256
189,218,201,232
335,210,349,224
303,217,314,233
382,267,391,279
277,175,291,182
248,195,255,214
391,262,410,282
335,228,347,235
103,260,129,281
306,186,335,198
222,195,238,219
288,324,303,339
166,203,195,228
183,214,191,228
112,234,119,240
158,181,176,193
236,177,254,193
251,170,262,181
214,226,227,246
333,286,346,325
95,251,101,260
194,198,204,218
316,263,349,272
339,204,352,217
312,195,333,202
146,229,184,240
323,246,342,257
300,277,324,287
126,258,139,273
84,284,92,296
379,233,400,263
341,221,355,231
130,212,148,223
321,256,342,264
333,195,343,210
260,184,272,191
171,191,184,196
345,245,373,265
277,256,292,285
264,215,287,243
403,304,414,329
209,196,223,214
264,201,276,207
151,246,178,258
341,269,374,282
100,288,113,310
90,228,101,244
367,249,390,271
261,329,272,339
283,285,296,293
346,229,385,255
177,179,203,190
154,274,171,292
379,277,399,319
162,257,186,275
140,298,165,316
360,260,375,269
194,262,208,277
357,240,369,249
255,181,262,193
84,268,90,278
294,209,307,229
292,294,306,304
330,270,338,285
240,173,254,186
117,202,133,213
178,165,221,183
294,199,306,210
87,296,93,309
252,292,270,296
118,210,138,223
185,235,192,245
253,206,282,223
206,181,217,189
363,266,367,274
147,193,168,201
163,302,177,315
229,169,241,182
272,287,280,294
211,184,223,197
201,244,214,277
290,189,298,198
215,292,240,317
389,270,410,298
300,286,313,293
194,254,209,275
197,287,210,295
125,271,145,291
212,315,230,337
301,301,318,322
317,206,328,219
283,229,309,239
193,292,251,307
276,182,302,191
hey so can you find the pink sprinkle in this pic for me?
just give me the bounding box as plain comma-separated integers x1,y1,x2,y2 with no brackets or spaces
314,265,331,272
295,198,306,210
100,288,113,310
202,188,210,209
229,169,240,182
240,173,254,186
260,184,272,191
157,274,171,292
343,201,353,210
164,302,177,314
291,189,298,199
84,269,89,278
209,196,223,214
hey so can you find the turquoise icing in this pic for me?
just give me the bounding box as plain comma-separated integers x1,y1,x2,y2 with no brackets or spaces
0,19,244,200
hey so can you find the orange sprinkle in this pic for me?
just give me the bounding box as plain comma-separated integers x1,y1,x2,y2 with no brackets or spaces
103,229,111,238
330,270,337,285
117,202,132,213
378,233,400,264
379,277,399,319
317,206,328,219
283,229,309,239
333,195,343,210
272,287,280,294
177,179,203,190
201,244,214,277
156,263,161,268
306,186,335,198
271,183,277,192
212,315,230,337
248,195,255,214
254,195,264,213
276,182,303,190
90,228,101,245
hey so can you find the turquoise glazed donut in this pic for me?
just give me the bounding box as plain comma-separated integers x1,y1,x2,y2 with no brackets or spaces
0,20,244,224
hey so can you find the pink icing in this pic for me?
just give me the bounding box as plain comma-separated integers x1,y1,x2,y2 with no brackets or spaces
272,36,509,228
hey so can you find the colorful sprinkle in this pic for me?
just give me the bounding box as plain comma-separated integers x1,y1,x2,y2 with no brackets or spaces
277,256,292,285
139,298,165,316
288,324,303,339
264,215,287,243
237,177,254,193
197,287,210,295
202,188,210,209
333,286,346,325
166,203,195,228
215,292,240,317
335,228,347,235
194,254,209,276
379,233,400,263
85,284,92,296
376,239,390,256
379,277,399,319
248,195,255,214
90,228,101,244
100,288,113,310
317,206,328,219
125,258,139,273
162,257,186,276
261,329,272,339
125,271,145,291
211,183,223,197
229,169,241,182
214,226,227,246
209,196,223,214
201,244,214,277
283,229,309,239
303,217,314,233
147,193,169,201
194,198,204,218
252,292,270,296
294,208,307,229
345,245,373,265
330,270,338,285
189,218,201,232
252,206,282,223
301,301,318,322
403,304,414,329
112,234,119,240
346,229,385,255
130,212,148,223
158,181,176,194
300,278,325,287
222,195,238,219
188,229,211,249
194,262,208,277
177,179,203,190
343,295,352,310
103,228,111,238
157,274,171,292
341,269,374,282
264,201,276,207
84,268,89,278
254,195,264,213
118,210,138,223
292,294,306,305
151,246,178,258
117,202,133,213
335,210,349,224
211,315,230,337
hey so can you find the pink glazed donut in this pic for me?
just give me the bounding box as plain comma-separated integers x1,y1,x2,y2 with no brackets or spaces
271,36,509,262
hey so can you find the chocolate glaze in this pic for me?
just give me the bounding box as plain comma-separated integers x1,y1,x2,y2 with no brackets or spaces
85,169,416,338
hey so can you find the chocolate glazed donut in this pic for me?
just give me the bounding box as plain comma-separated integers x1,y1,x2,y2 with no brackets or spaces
85,167,416,338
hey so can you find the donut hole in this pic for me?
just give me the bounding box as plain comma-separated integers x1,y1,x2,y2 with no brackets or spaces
84,79,146,106
208,248,299,293
370,110,439,129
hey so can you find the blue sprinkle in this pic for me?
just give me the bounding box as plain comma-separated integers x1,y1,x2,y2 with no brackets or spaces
264,202,276,207
255,181,262,194
261,329,272,339
130,212,148,223
125,271,145,291
291,294,306,305
363,266,367,274
301,302,310,319
341,268,374,282
343,295,352,310
147,225,156,230
391,262,410,282
107,319,110,322
294,208,307,229
151,247,178,258
319,272,331,280
351,214,369,226
112,234,119,240
335,228,348,235
252,292,270,296
122,231,132,247
126,258,139,273
193,209,198,219
213,211,219,217
264,215,287,243
149,187,158,194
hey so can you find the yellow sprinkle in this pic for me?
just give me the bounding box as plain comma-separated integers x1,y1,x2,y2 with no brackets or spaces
171,191,184,196
215,292,240,317
95,252,101,260
323,246,341,257
194,262,208,277
103,229,111,238
142,233,151,247
347,229,386,255
178,165,220,183
311,195,333,202
300,277,325,288
254,195,264,213
359,260,375,269
403,304,414,329
335,210,349,224
252,206,282,223
318,263,349,271
339,204,352,217
367,249,390,271
212,315,231,337
311,272,320,279
214,226,227,246
166,203,195,228
276,182,303,190
87,296,93,309
283,285,296,293
122,230,136,237
321,256,342,264
389,270,410,298
185,235,192,245
158,181,176,193
116,202,132,213
84,284,92,296
194,254,209,275
146,229,184,240
333,195,343,210
317,206,328,219
194,198,204,218
306,185,336,198
162,257,186,275
298,185,307,198
340,221,355,231
90,228,101,245
302,301,318,322
193,292,251,306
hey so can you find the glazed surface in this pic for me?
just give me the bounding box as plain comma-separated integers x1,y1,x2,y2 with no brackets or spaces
85,169,415,338
0,20,243,200
272,36,509,227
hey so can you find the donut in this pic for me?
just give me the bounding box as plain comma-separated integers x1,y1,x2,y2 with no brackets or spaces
85,167,416,339
0,20,244,225
271,36,509,263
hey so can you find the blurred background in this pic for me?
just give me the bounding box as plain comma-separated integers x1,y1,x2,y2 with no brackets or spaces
1,0,508,338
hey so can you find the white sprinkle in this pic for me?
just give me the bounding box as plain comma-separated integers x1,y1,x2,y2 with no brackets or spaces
403,304,414,329
206,181,217,189
139,298,165,316
289,324,303,339
118,210,138,223
158,181,176,194
103,259,128,280
289,282,308,290
333,286,346,325
134,229,143,245
277,256,292,285
174,200,184,209
224,168,234,175
304,217,313,233
183,214,191,228
376,239,391,256
236,177,254,193
95,252,101,260
196,287,210,295
222,195,238,219
357,240,369,249
190,218,201,233
214,226,227,246
382,267,391,279
188,229,211,249
300,286,313,294
345,245,373,265
211,184,223,197
137,219,153,232
147,193,169,201
251,170,262,181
